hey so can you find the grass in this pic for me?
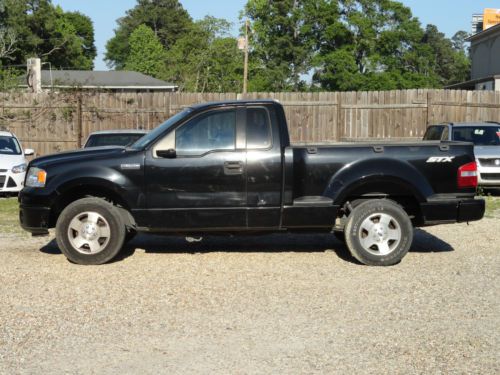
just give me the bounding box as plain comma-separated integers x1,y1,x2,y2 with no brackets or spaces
0,197,27,236
484,195,500,218
0,195,499,238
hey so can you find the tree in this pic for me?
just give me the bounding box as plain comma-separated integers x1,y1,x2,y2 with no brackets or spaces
244,0,315,91
0,0,97,70
311,0,440,90
64,12,97,69
422,25,470,86
0,28,17,61
105,0,192,69
164,17,241,92
125,25,167,78
243,0,470,92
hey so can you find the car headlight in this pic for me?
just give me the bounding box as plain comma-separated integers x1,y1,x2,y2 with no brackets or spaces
11,163,27,174
25,167,47,188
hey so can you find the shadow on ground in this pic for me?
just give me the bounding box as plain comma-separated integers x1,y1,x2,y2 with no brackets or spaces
39,227,453,264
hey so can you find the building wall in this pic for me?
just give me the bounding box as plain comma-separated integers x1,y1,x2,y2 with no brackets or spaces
471,28,500,79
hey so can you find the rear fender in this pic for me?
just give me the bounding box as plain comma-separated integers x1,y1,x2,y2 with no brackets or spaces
324,158,434,204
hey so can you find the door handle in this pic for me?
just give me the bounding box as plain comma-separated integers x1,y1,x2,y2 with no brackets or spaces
224,161,244,175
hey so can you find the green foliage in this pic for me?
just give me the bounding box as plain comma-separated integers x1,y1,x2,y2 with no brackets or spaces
0,0,97,70
164,17,242,92
125,25,167,79
105,0,192,69
422,25,471,86
0,67,22,91
243,0,471,92
244,0,315,91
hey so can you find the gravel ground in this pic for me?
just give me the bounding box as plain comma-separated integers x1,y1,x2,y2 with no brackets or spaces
0,220,499,374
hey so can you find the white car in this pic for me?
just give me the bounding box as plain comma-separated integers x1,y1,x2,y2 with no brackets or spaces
423,122,500,189
0,131,34,195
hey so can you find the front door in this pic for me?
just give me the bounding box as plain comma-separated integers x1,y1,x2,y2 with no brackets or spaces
143,108,247,231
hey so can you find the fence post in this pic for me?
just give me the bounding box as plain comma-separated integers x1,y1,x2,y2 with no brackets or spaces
76,95,82,148
426,90,431,125
336,92,342,141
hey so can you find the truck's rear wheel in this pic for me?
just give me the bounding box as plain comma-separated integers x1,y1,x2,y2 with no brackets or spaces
56,198,126,265
344,199,413,266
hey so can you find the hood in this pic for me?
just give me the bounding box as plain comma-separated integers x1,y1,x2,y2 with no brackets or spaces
0,153,26,169
30,146,127,169
474,145,500,158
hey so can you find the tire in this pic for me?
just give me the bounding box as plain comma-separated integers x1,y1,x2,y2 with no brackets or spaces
125,229,137,243
56,197,126,265
333,231,346,243
344,199,413,266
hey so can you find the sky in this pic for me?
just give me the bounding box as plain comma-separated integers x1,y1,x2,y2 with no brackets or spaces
51,0,500,71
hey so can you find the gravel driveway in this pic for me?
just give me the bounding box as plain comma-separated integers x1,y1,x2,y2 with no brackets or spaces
0,219,498,374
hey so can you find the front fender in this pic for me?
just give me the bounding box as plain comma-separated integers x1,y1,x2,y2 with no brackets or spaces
324,158,434,204
50,166,139,209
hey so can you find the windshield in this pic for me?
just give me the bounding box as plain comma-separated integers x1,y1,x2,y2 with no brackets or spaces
130,109,193,149
452,126,500,146
0,135,22,155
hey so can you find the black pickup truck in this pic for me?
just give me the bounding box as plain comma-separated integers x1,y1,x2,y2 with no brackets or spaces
19,100,484,266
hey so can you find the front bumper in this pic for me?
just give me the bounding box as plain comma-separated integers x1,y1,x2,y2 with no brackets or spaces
19,204,51,235
420,198,485,226
0,171,25,193
477,162,500,187
18,188,55,236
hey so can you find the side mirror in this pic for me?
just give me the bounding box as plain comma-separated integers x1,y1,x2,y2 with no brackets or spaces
156,148,176,159
24,148,35,156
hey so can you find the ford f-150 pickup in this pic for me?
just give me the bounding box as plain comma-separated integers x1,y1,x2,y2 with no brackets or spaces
19,100,485,266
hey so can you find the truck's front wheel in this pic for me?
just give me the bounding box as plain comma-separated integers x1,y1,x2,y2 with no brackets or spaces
56,198,126,265
344,199,413,266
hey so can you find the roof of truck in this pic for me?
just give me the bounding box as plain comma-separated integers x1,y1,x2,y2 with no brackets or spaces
437,122,500,127
189,99,280,110
88,129,148,136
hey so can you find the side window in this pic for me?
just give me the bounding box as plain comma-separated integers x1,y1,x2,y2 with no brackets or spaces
176,110,236,156
247,108,272,149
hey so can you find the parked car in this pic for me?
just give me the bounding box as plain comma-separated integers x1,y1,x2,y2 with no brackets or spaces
0,131,34,195
83,130,147,148
19,100,484,266
423,122,500,188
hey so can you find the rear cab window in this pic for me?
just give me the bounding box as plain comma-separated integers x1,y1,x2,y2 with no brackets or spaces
423,125,445,141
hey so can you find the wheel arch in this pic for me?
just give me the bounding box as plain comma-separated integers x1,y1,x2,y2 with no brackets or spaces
49,178,136,227
324,158,433,225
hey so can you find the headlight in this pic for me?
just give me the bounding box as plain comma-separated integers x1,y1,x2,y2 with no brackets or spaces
25,167,47,188
11,163,27,174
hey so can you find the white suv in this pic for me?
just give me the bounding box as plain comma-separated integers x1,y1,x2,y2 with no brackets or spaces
424,122,500,189
0,131,34,195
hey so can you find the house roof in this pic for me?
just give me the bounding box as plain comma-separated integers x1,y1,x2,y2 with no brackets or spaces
467,22,500,42
445,74,500,90
35,70,177,90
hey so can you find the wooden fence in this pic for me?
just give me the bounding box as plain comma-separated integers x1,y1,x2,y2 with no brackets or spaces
1,89,499,156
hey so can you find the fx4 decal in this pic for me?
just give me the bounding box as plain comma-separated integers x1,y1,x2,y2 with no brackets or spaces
426,156,455,163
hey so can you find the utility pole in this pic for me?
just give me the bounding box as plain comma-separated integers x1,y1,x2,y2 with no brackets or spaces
243,19,249,94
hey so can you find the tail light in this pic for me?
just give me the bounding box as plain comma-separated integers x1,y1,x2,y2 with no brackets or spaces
457,162,478,189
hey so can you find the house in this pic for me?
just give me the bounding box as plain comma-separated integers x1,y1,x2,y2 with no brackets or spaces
447,22,500,91
37,70,178,92
21,58,178,92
